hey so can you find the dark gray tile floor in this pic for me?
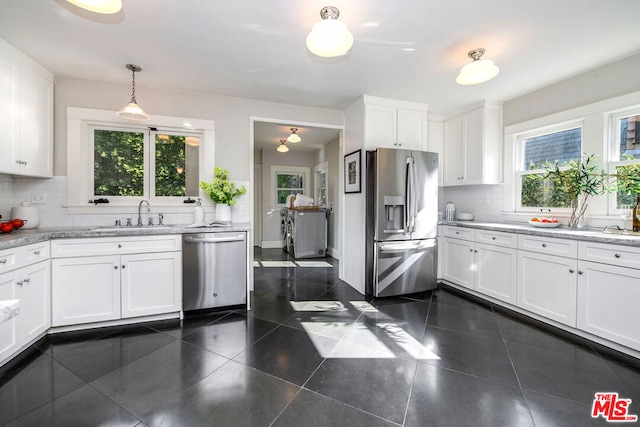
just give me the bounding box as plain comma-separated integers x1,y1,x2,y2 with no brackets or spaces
1,248,639,426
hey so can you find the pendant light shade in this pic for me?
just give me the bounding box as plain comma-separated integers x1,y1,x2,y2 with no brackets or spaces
277,140,289,153
65,0,122,14
456,49,500,85
306,6,353,57
287,128,301,143
117,64,150,121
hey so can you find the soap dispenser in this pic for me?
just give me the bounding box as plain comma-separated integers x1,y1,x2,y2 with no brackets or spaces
193,198,204,224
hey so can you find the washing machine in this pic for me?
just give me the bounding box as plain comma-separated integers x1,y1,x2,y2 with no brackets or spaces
288,209,328,259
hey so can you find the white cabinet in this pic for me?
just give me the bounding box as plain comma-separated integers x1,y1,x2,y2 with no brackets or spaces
576,241,640,351
0,242,51,364
51,235,182,327
443,103,502,186
0,39,53,177
441,226,517,304
363,96,427,151
517,249,577,327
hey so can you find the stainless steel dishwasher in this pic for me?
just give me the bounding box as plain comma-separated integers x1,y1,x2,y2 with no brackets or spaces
182,232,247,310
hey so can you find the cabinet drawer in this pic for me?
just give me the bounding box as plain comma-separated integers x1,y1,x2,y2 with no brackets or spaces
51,235,181,258
579,241,640,270
0,247,19,274
21,242,50,265
441,226,475,241
476,230,517,249
518,235,577,258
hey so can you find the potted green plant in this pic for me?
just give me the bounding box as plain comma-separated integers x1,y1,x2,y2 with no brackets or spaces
544,154,612,228
200,167,247,222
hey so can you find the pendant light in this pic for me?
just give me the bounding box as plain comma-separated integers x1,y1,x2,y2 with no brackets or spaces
456,48,500,85
277,140,289,153
287,128,301,143
306,6,353,57
65,0,122,14
116,64,150,121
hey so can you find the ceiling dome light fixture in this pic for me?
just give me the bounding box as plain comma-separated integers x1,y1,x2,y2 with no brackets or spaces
117,64,150,121
306,6,354,57
456,48,500,85
287,128,301,143
277,140,289,153
65,0,122,14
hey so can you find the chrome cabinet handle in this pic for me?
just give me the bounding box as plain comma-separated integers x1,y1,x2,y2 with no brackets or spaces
0,259,6,264
24,278,30,283
542,243,547,248
114,266,118,270
492,237,496,240
614,253,621,258
34,250,40,255
569,269,574,273
118,244,122,248
17,280,23,286
578,271,584,275
122,265,126,269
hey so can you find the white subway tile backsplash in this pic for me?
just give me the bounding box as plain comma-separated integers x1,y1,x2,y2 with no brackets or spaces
440,184,504,222
0,175,252,226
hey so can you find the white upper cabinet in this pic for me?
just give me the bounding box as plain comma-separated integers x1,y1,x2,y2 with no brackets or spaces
443,102,502,186
0,39,53,177
363,96,428,151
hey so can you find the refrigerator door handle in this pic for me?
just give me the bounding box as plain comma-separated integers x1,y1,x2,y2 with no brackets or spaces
406,157,416,233
404,159,410,233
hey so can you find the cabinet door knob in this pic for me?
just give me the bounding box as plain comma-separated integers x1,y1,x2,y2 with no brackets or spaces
0,259,6,264
455,231,459,235
114,266,118,270
122,265,126,269
614,253,621,258
34,250,40,255
474,250,478,253
542,243,547,248
118,244,122,248
24,278,30,283
578,271,583,275
569,269,574,273
492,237,496,240
469,248,473,252
17,280,23,286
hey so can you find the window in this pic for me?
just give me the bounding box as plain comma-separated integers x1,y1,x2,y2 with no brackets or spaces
271,165,310,206
314,162,328,207
517,126,582,210
609,110,640,208
66,107,215,213
91,126,200,202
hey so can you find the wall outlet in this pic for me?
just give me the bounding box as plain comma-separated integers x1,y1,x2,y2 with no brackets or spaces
31,192,47,204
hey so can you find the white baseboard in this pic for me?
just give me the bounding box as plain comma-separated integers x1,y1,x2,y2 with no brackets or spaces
328,247,339,260
262,240,284,249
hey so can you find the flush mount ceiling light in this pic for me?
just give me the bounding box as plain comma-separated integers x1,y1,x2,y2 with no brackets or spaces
456,48,500,85
65,0,122,14
287,128,301,143
277,140,289,153
306,6,354,57
116,64,150,121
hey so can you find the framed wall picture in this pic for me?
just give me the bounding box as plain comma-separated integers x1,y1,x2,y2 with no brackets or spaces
344,149,361,193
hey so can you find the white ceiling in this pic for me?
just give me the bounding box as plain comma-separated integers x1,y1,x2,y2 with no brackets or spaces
254,122,340,152
1,1,640,149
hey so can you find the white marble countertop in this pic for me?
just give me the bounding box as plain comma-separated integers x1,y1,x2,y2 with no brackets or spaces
440,221,640,247
0,223,252,251
0,299,20,324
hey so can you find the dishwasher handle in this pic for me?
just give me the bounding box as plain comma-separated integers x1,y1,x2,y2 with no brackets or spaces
184,234,245,244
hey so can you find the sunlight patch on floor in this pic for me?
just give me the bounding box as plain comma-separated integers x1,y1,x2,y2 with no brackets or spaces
295,261,333,268
256,260,333,268
260,261,297,267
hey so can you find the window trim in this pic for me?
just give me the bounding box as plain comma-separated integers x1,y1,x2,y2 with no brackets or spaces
66,107,215,214
314,161,328,208
514,122,583,213
270,165,310,208
607,107,640,213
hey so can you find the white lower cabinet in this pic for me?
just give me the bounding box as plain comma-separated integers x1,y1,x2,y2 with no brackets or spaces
517,250,577,327
442,237,474,289
475,243,518,305
51,236,182,328
52,255,121,326
577,260,640,351
0,242,51,364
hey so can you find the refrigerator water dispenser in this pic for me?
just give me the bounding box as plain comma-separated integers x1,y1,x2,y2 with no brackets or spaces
383,195,405,232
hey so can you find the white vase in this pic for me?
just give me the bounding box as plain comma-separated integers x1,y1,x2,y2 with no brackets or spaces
215,203,231,222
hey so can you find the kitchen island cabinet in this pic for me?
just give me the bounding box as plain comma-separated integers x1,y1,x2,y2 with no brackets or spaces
51,235,182,328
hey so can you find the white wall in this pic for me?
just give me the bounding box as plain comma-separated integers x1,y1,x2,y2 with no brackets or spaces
260,148,315,247
503,52,640,127
314,137,340,258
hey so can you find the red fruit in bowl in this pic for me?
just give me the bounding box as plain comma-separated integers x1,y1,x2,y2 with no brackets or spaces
11,218,25,229
0,222,14,233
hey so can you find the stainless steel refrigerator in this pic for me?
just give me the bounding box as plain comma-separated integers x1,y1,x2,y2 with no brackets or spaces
366,148,439,297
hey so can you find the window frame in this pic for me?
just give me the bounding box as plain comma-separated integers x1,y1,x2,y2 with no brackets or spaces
514,121,583,213
607,107,640,213
66,107,215,214
314,161,328,208
270,165,310,208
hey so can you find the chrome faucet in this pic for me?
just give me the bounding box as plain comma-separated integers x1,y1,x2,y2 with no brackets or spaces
137,200,150,226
